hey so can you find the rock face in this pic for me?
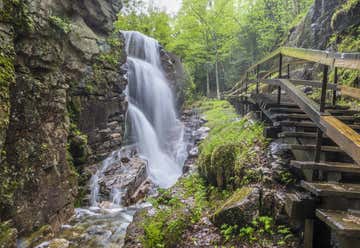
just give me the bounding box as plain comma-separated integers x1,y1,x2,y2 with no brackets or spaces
160,48,187,109
0,0,127,236
287,0,360,50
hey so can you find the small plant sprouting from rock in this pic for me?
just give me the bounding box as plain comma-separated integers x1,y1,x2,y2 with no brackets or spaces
49,15,72,34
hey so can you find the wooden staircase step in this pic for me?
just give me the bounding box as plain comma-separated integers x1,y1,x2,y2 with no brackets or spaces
272,114,360,122
275,121,360,130
316,209,360,237
279,131,319,138
274,121,318,128
271,113,311,121
268,107,304,114
301,181,360,198
284,144,344,153
328,109,360,116
264,102,299,109
291,161,360,174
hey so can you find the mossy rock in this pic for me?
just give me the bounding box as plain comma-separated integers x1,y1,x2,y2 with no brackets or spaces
211,187,259,228
24,225,54,248
0,221,17,248
210,143,238,188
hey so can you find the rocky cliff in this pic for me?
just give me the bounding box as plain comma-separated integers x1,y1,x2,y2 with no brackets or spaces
287,0,360,50
0,0,128,237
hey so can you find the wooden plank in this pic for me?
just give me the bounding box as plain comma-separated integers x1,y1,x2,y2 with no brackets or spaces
261,79,337,90
225,47,360,97
302,181,360,198
276,121,360,130
281,47,360,70
339,85,360,101
321,116,360,165
285,144,344,153
274,79,360,164
291,161,360,174
316,209,360,237
279,132,318,138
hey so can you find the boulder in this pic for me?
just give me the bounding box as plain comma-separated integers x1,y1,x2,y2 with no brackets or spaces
98,156,148,206
49,238,70,248
211,187,260,227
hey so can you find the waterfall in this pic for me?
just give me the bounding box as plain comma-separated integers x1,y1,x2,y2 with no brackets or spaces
124,31,187,188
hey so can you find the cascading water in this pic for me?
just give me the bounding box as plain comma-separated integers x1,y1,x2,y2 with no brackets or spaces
32,31,193,248
124,31,187,188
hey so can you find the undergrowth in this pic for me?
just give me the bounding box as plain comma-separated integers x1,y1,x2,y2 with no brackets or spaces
195,100,267,189
142,174,208,248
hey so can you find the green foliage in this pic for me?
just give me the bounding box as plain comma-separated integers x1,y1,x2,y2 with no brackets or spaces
327,26,360,87
278,171,295,185
331,0,360,29
49,16,72,34
218,216,294,246
142,174,208,248
114,1,172,47
0,221,17,248
195,99,266,189
0,0,35,32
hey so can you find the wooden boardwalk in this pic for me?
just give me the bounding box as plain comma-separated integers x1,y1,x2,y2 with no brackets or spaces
226,47,360,248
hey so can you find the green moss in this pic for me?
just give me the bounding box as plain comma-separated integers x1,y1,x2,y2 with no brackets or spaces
49,16,72,34
331,0,360,29
23,225,53,248
0,41,16,216
142,174,208,248
0,221,17,247
214,187,252,217
0,0,35,33
195,100,266,189
0,45,14,152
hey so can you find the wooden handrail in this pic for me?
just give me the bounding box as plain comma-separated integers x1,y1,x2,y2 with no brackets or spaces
276,79,360,165
247,47,360,73
225,47,360,97
226,46,360,166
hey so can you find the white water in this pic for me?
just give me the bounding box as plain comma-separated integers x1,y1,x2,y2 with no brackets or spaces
124,31,187,188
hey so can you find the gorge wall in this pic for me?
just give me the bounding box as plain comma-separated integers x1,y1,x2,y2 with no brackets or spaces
0,0,128,237
0,0,186,240
287,0,360,50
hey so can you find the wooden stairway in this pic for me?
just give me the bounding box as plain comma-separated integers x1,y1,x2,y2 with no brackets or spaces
226,46,360,247
260,100,360,248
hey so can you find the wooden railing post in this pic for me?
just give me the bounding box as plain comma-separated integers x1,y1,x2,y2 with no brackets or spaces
320,65,329,113
277,54,283,104
245,71,249,94
256,65,260,94
314,65,329,162
332,67,338,106
287,64,290,79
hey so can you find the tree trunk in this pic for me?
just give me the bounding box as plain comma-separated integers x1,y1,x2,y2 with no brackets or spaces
206,70,211,97
215,52,220,99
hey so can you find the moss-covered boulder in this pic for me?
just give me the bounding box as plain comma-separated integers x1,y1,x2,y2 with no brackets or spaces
0,221,17,248
209,143,238,188
211,187,259,228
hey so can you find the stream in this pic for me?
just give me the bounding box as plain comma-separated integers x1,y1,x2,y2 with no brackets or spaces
26,31,198,248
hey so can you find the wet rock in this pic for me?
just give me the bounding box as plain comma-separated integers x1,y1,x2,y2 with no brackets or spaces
121,157,131,163
129,180,152,205
193,126,210,142
211,187,260,227
189,147,199,158
48,238,70,248
99,156,148,206
124,208,148,248
302,86,313,95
